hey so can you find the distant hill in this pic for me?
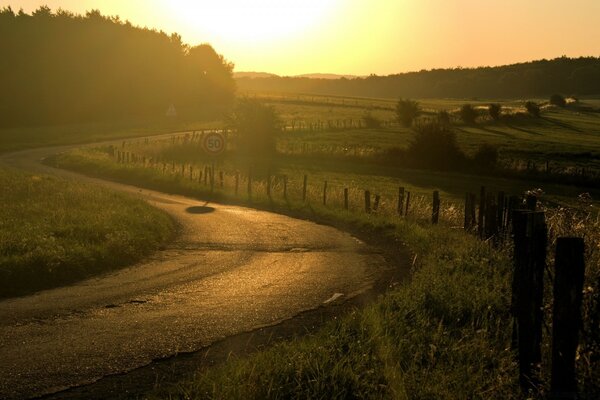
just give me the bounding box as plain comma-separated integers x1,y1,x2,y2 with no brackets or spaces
295,73,361,80
236,56,600,99
234,71,279,79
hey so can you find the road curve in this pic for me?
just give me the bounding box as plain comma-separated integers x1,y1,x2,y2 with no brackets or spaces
0,143,388,399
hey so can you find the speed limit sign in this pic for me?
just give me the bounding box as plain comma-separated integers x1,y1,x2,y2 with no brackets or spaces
201,131,226,155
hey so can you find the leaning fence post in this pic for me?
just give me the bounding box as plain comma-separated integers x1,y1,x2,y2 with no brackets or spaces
551,237,585,398
398,187,405,215
432,190,440,224
373,195,380,212
364,190,371,213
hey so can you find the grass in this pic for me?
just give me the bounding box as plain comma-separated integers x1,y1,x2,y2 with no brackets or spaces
50,143,599,398
151,222,518,399
0,167,176,298
0,116,224,154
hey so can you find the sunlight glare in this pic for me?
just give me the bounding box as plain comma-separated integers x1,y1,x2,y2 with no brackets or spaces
161,0,341,45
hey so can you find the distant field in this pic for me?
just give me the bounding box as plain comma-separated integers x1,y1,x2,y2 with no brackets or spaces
0,167,175,298
0,117,223,154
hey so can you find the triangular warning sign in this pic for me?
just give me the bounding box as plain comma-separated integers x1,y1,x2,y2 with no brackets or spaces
166,104,177,117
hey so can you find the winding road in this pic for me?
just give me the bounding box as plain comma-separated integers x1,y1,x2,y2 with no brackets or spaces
0,142,389,399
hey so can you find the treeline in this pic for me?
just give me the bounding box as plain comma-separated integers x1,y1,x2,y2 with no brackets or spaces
237,57,600,99
0,7,235,127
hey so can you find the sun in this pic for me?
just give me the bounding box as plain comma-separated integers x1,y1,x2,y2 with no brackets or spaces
159,0,341,45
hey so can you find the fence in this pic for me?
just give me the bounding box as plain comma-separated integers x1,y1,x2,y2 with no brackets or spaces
108,140,591,397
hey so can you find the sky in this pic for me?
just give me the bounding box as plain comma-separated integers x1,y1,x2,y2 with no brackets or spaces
2,0,600,76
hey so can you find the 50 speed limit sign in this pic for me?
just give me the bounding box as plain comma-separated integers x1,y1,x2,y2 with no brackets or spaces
201,131,226,156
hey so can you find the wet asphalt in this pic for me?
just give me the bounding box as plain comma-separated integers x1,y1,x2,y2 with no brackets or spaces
0,143,388,399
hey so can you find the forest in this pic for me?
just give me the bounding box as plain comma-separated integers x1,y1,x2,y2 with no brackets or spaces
0,6,236,127
237,56,600,99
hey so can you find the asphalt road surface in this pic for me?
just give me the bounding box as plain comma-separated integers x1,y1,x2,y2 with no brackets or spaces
0,143,388,399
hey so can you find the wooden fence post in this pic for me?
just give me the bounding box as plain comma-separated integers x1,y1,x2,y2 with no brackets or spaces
344,188,349,210
373,195,380,212
323,181,328,205
302,175,308,202
247,168,252,199
235,172,239,196
219,171,224,188
405,191,411,216
497,191,506,230
398,187,405,216
551,237,585,398
526,194,537,211
478,186,486,239
432,191,440,224
364,190,371,213
512,210,547,392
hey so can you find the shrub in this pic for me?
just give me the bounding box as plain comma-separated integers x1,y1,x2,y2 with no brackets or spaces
407,121,466,170
437,110,451,126
228,98,280,158
362,112,382,129
525,101,541,117
488,103,502,121
459,104,478,124
395,98,420,127
471,143,499,170
550,94,567,107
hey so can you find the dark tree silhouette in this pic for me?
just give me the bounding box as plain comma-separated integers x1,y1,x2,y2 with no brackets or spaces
550,94,567,107
395,99,420,127
407,121,465,170
488,104,502,121
525,101,541,117
459,104,478,124
228,98,280,158
0,7,235,127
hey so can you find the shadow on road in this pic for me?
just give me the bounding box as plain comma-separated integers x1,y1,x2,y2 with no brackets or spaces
186,205,216,214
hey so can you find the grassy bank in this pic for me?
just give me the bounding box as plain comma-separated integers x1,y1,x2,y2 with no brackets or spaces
0,167,176,298
151,221,518,399
49,146,599,398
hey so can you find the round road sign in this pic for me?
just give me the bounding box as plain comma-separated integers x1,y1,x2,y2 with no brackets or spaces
202,131,226,155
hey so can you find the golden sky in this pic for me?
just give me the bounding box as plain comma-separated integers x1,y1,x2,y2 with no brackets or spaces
2,0,600,76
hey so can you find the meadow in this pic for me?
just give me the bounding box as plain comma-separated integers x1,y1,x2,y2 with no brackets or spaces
0,167,175,298
49,94,600,397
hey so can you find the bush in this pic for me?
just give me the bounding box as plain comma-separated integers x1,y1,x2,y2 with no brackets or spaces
525,101,541,117
459,104,478,124
437,110,451,126
471,144,499,170
488,103,502,121
395,99,420,127
362,112,382,128
550,94,567,107
228,98,280,158
407,121,466,170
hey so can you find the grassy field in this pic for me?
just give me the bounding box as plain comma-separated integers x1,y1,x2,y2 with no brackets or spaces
25,92,600,396
50,139,599,397
0,116,224,154
0,167,176,298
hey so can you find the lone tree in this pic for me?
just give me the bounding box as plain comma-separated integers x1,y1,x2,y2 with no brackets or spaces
407,121,466,170
395,99,420,127
488,103,502,121
550,94,567,107
459,104,478,124
228,98,280,158
525,101,541,117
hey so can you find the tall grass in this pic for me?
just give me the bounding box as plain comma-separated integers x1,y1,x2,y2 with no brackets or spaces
0,167,175,298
